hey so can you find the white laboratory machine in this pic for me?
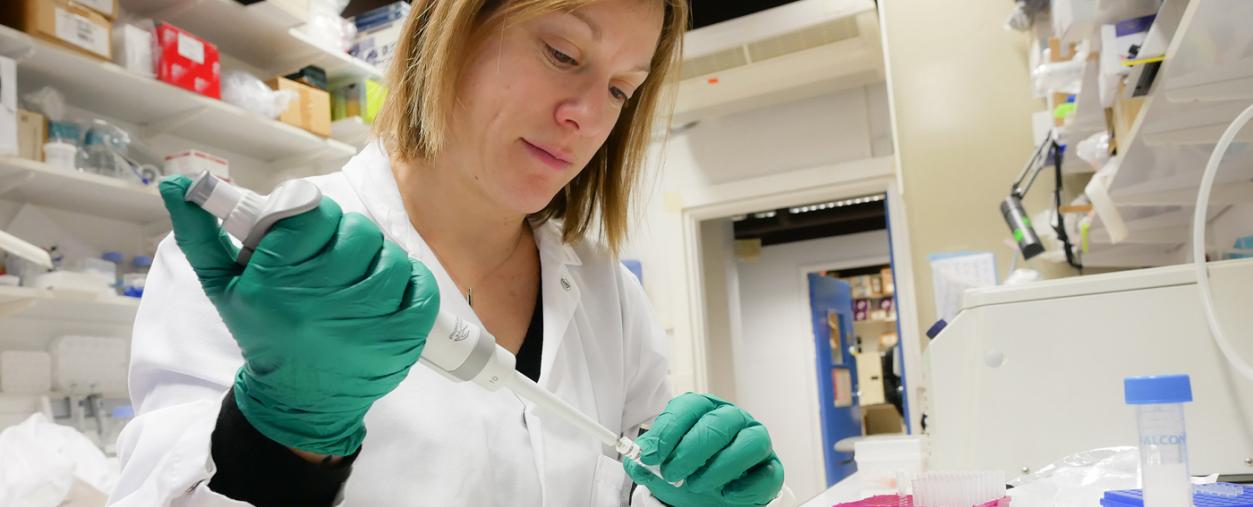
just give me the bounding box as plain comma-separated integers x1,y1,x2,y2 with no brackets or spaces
925,258,1253,479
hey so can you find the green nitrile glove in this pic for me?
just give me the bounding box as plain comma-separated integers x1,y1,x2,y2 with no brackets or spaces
158,175,440,456
626,393,785,507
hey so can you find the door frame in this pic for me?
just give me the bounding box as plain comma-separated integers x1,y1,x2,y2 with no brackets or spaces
677,155,923,436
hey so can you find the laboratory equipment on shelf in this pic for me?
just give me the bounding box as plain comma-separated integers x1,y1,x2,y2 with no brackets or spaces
181,171,674,485
76,120,130,178
43,140,77,170
998,129,1080,268
122,255,152,297
925,259,1253,480
102,251,125,291
1124,375,1193,507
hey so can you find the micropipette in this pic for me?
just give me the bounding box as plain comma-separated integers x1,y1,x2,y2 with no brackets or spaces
181,172,675,485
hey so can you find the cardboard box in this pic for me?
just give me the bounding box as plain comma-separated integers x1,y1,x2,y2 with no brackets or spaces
0,56,15,157
155,23,220,99
267,76,331,137
164,150,230,181
17,110,47,162
1,0,112,61
1110,81,1145,152
73,0,119,20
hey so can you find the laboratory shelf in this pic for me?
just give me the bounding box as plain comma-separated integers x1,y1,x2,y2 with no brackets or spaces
0,24,358,164
331,117,373,148
0,157,167,224
1079,0,1253,267
120,0,384,82
0,286,140,326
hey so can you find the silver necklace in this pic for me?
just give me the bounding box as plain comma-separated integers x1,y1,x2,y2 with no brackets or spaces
463,229,527,308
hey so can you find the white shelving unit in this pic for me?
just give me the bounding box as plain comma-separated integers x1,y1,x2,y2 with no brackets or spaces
331,117,373,147
0,157,166,224
0,24,357,164
0,0,379,337
1081,0,1253,267
120,0,383,82
0,286,140,326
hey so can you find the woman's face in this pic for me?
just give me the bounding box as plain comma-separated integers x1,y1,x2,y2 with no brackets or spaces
444,0,665,215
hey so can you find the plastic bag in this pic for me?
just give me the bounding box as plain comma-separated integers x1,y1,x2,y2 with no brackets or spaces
1032,45,1088,96
1033,60,1084,95
0,413,117,507
1006,447,1140,507
222,71,297,120
1076,132,1112,171
302,0,356,52
22,87,67,122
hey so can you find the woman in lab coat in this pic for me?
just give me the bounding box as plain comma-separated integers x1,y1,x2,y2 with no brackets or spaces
109,1,785,506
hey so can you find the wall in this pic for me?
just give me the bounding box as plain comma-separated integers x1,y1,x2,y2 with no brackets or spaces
698,219,740,401
622,83,894,395
877,1,1077,344
732,229,890,499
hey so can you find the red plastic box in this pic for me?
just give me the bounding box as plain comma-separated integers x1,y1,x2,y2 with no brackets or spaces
155,23,220,99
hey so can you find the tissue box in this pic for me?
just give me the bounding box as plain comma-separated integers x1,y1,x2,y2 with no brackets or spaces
0,350,52,394
155,23,220,99
164,149,230,181
267,76,331,137
0,0,112,61
0,56,15,157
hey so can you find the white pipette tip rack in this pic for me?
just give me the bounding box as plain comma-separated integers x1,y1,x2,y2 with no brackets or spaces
911,471,1006,507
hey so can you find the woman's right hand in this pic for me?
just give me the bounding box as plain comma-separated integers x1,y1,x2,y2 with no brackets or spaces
158,175,440,457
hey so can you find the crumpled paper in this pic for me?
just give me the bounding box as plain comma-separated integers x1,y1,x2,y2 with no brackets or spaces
0,413,117,507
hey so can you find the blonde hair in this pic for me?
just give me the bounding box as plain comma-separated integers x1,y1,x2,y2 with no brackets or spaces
374,0,688,255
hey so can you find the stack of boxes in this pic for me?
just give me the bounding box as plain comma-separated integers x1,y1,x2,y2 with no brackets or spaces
349,2,410,73
843,268,897,322
1,0,384,152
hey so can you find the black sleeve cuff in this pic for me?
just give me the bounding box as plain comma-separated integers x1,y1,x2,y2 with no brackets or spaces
208,392,359,506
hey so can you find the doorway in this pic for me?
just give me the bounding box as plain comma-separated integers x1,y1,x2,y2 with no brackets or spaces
691,189,914,496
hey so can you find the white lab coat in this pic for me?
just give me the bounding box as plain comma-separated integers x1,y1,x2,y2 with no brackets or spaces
107,142,677,506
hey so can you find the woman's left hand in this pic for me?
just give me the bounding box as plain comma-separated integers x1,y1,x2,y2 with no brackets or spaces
625,393,785,507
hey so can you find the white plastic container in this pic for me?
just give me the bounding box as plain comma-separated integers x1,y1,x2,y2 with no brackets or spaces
43,141,77,170
0,350,52,394
1124,374,1193,507
49,335,129,396
854,435,926,495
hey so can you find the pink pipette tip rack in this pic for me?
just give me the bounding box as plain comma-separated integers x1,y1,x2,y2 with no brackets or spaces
835,495,1012,507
